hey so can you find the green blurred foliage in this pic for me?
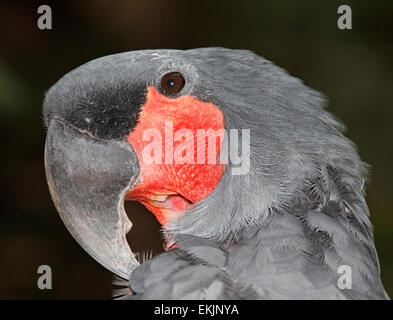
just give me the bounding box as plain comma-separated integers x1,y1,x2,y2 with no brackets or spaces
0,0,391,299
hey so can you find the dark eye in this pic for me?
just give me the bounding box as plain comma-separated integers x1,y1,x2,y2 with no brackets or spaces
160,72,185,95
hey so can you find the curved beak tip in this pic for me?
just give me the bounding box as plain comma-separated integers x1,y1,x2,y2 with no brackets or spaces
45,119,140,279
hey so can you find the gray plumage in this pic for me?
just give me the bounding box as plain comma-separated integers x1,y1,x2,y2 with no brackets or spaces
125,48,388,299
44,47,389,299
127,235,260,300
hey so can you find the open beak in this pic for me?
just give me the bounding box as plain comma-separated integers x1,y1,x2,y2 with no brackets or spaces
44,118,140,279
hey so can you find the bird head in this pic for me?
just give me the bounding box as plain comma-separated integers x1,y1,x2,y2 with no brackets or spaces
43,48,365,280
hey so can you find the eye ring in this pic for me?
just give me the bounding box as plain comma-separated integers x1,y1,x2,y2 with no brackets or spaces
160,72,185,95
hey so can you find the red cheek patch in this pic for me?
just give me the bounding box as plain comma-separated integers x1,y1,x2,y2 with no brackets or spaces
125,86,225,225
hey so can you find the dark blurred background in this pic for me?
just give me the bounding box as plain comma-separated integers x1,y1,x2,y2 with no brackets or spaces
0,0,392,299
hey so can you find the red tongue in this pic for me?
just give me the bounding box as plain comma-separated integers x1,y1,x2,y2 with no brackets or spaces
164,194,191,212
126,191,192,226
161,195,189,250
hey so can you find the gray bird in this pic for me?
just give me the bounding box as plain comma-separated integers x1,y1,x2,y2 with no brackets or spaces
43,48,389,299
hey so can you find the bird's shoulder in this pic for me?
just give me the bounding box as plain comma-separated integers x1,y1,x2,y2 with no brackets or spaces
226,166,388,299
127,234,259,300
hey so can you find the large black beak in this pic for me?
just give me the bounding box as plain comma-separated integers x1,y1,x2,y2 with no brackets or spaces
44,118,140,279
